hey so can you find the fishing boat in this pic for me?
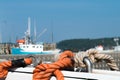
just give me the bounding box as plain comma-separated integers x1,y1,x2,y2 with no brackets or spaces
11,42,53,55
11,17,54,55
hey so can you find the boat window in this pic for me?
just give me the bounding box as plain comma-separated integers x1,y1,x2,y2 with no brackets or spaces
40,46,42,48
33,46,35,48
23,46,25,48
36,46,39,48
27,46,29,48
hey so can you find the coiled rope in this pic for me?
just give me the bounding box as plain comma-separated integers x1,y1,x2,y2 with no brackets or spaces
33,50,74,80
0,49,118,80
74,49,119,70
33,49,119,80
0,58,32,79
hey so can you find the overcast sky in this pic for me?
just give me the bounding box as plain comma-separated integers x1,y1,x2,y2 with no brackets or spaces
0,0,120,43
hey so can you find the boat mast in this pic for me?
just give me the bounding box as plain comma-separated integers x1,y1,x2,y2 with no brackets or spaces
0,26,2,43
34,19,37,44
25,17,31,44
0,33,2,43
28,17,31,37
51,20,54,43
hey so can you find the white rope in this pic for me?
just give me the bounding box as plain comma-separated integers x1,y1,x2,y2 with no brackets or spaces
74,49,119,71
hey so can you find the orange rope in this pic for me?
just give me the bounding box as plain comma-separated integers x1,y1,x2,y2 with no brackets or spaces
0,60,11,78
0,58,32,78
24,58,33,65
33,50,74,80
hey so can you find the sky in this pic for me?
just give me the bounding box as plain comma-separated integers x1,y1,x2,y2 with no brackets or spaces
0,0,120,43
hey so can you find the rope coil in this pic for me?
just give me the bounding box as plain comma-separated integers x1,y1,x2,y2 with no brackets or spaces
74,49,119,70
33,50,74,80
33,49,119,80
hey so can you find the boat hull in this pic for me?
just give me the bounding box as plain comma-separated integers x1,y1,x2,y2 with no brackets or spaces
11,48,52,55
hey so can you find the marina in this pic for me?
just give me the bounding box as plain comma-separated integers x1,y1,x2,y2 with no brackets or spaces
0,30,120,80
0,17,57,55
0,0,120,79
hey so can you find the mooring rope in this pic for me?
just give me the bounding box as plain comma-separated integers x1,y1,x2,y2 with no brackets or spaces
0,58,32,79
33,50,74,80
33,49,119,80
74,49,119,70
0,49,118,80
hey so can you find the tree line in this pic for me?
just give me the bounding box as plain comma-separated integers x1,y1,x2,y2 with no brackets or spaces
56,37,120,52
